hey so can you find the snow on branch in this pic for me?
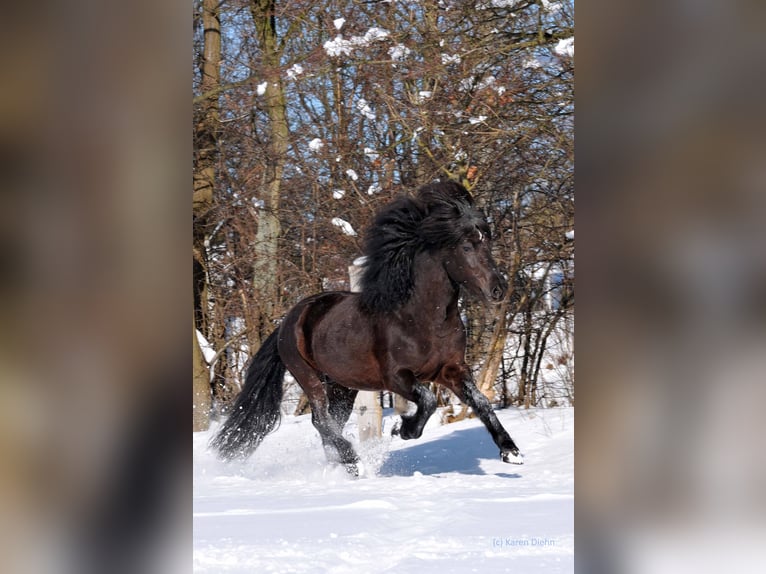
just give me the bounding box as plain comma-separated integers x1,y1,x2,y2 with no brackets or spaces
554,37,574,58
323,28,391,58
331,217,357,236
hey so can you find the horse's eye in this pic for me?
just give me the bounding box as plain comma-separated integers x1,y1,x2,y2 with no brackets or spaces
462,244,472,252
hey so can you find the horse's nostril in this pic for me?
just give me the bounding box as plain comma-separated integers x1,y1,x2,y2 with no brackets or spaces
491,285,505,300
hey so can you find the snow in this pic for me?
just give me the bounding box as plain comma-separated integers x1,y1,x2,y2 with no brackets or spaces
565,230,574,240
441,53,462,65
194,407,573,573
286,63,304,80
541,0,562,13
256,81,268,96
469,116,488,124
522,261,552,281
308,138,324,152
367,183,382,195
195,330,216,364
479,0,523,8
345,169,359,181
460,75,496,92
331,217,357,236
357,27,390,44
333,18,346,30
554,37,574,58
388,44,411,62
523,57,544,70
356,98,376,120
324,28,391,57
418,90,433,102
324,35,354,57
363,147,379,161
332,189,346,200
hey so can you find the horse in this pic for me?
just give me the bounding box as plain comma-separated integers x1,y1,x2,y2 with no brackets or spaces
211,181,523,475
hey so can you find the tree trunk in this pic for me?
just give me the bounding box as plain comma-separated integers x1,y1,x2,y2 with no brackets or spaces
349,261,382,441
250,0,289,347
475,297,511,403
192,0,221,429
193,312,212,431
530,304,568,407
193,0,221,215
519,301,533,408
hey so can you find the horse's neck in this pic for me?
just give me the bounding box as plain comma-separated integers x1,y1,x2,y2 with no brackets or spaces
405,252,459,322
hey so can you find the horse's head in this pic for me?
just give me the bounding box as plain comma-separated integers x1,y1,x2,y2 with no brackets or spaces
416,181,508,304
443,222,508,303
360,180,508,313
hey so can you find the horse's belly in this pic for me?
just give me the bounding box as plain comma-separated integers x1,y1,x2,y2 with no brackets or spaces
315,355,382,391
313,338,381,389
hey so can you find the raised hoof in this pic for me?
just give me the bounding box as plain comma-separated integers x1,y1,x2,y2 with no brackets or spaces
390,423,401,437
501,450,524,465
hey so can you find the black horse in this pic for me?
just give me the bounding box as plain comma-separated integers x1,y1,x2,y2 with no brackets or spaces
211,181,523,474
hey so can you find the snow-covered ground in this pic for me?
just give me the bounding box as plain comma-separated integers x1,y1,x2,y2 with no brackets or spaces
194,407,573,573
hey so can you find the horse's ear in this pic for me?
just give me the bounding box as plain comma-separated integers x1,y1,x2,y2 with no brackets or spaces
445,180,474,206
462,183,476,205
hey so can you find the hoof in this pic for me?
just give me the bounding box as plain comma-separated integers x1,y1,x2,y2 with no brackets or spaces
501,450,524,465
344,462,360,477
353,461,368,478
390,423,401,437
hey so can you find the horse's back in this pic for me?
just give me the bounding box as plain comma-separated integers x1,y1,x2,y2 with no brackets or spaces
278,290,350,362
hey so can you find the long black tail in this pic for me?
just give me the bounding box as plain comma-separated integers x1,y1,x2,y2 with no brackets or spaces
210,329,286,460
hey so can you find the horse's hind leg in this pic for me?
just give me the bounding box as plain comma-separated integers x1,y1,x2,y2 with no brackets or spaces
291,369,360,473
326,381,358,429
310,392,361,473
278,321,361,474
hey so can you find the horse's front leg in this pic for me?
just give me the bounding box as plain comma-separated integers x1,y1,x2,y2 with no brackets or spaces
461,378,523,463
442,365,523,464
388,370,437,440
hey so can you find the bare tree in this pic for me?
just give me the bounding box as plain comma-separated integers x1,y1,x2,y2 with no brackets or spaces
192,0,574,419
248,0,291,348
192,0,222,430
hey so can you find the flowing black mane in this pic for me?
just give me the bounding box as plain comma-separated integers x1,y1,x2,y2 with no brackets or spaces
359,181,488,313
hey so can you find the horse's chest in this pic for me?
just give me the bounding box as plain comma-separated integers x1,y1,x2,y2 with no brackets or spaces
394,323,464,379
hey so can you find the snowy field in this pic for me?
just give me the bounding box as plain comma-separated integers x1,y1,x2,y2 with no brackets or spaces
194,406,573,573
